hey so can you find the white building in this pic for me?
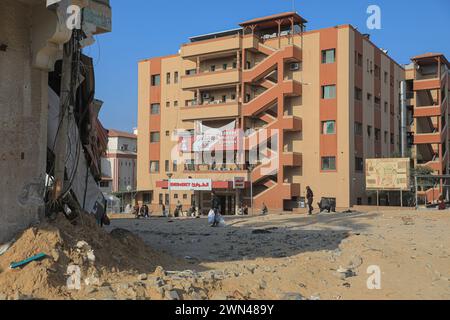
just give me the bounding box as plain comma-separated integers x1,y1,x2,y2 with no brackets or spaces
101,130,137,209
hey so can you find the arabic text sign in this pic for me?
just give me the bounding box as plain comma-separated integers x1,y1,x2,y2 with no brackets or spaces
168,179,212,191
366,158,410,191
233,177,246,189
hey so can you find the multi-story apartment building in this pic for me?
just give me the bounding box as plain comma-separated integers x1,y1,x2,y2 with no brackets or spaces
137,12,405,213
405,54,450,174
404,53,450,202
101,130,138,197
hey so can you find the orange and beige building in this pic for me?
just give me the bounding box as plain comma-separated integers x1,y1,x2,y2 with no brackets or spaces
137,12,448,213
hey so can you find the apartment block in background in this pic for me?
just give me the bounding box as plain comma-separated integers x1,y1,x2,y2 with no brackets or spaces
137,12,405,213
101,130,137,206
405,53,450,202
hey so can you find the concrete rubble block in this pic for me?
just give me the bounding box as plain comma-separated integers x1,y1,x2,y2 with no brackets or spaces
165,290,180,300
138,273,148,281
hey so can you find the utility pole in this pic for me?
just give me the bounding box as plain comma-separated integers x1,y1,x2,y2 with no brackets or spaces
52,36,74,201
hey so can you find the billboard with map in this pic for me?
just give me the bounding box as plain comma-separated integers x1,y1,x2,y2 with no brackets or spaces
366,158,411,190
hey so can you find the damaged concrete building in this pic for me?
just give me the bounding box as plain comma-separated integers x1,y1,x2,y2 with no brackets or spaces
0,0,112,243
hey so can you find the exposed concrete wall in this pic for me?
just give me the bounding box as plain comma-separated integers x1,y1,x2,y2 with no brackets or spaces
0,0,48,243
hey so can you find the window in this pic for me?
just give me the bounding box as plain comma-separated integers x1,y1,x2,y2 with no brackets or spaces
384,71,388,83
233,62,237,69
367,125,372,137
174,71,179,84
384,131,388,143
150,161,160,173
374,65,380,78
356,52,362,67
166,101,170,108
159,194,163,205
367,93,372,101
374,97,381,108
322,85,336,99
165,160,169,172
186,69,196,76
151,74,160,86
210,65,216,72
174,194,178,199
375,128,381,141
165,131,170,136
222,95,227,103
354,122,363,136
231,94,236,100
322,121,336,135
322,49,336,64
165,194,169,205
122,144,128,151
150,132,160,143
321,157,336,171
100,181,109,188
183,194,188,200
355,157,364,172
150,103,160,115
166,72,171,84
174,101,178,107
390,133,394,144
223,63,228,70
143,193,151,204
173,160,178,172
355,87,362,101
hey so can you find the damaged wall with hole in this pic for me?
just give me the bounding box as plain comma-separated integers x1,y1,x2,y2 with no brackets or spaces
0,0,49,243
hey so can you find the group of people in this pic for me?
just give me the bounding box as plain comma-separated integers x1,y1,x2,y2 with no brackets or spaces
133,203,150,219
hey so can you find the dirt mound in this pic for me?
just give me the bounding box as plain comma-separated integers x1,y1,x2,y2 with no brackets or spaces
0,214,186,300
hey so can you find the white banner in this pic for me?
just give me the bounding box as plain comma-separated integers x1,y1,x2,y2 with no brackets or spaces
168,179,212,191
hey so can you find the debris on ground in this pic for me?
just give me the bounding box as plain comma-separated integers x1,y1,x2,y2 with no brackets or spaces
0,213,218,300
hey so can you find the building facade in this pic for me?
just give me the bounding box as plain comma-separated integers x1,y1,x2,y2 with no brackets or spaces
101,130,138,194
137,12,406,213
0,0,111,243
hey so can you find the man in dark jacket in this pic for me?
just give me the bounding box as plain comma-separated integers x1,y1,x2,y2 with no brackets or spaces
306,186,314,215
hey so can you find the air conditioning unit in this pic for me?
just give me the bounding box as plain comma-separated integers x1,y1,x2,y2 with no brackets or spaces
290,63,300,71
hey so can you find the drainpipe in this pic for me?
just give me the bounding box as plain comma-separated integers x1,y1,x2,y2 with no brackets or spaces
400,80,408,157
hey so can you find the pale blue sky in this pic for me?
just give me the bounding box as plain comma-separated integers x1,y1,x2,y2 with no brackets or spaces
91,0,450,132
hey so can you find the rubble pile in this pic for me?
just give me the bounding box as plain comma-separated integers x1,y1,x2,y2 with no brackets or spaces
0,214,219,300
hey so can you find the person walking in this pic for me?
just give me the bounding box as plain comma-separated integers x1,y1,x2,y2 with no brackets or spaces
306,186,314,215
211,191,221,227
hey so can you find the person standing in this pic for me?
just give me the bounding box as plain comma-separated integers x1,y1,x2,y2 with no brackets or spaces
306,186,314,215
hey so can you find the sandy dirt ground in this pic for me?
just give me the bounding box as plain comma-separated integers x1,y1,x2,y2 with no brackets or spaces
107,209,450,300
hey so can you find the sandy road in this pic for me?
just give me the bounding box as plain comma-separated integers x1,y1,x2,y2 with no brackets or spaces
108,209,450,300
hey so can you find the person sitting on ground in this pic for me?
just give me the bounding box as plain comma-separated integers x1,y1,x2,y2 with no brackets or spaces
243,204,249,216
438,195,446,210
261,203,268,215
317,198,336,213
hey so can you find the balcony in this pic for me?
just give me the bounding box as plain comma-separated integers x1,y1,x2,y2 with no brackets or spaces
181,69,240,90
281,152,303,167
180,102,240,121
414,126,447,144
180,35,241,58
413,78,441,91
413,105,442,118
